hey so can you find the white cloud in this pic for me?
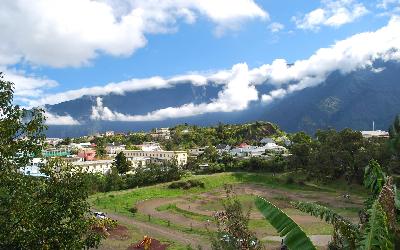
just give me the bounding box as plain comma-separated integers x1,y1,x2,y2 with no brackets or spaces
293,0,368,30
45,111,80,125
0,0,267,68
90,63,258,121
26,64,254,107
378,0,400,9
377,0,400,16
0,68,58,103
268,22,284,33
261,16,400,103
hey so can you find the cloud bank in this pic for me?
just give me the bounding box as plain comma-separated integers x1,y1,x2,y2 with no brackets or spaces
16,16,400,124
90,16,400,122
45,111,80,125
90,63,258,121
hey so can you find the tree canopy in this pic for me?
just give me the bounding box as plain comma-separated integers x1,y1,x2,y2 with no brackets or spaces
0,74,104,249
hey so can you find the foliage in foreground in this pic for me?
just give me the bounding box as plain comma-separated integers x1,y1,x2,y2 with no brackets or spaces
86,159,183,193
291,201,359,249
210,186,262,250
255,197,316,250
293,160,399,249
0,75,105,249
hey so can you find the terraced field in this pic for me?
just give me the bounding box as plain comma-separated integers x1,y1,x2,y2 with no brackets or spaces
90,172,366,249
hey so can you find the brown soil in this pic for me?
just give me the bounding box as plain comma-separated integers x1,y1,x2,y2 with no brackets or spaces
105,212,210,250
136,183,362,228
108,225,130,240
103,183,363,249
127,238,168,250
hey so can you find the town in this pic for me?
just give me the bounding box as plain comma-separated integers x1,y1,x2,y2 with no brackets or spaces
21,124,389,178
3,1,400,249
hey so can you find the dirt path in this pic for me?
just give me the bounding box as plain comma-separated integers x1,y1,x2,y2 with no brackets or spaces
105,212,211,250
105,183,363,249
136,197,215,229
263,235,332,247
137,183,362,229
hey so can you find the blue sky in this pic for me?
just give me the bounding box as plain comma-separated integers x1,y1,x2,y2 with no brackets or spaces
16,0,386,89
1,0,400,124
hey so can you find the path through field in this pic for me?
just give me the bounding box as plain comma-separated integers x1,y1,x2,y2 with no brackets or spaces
105,212,211,250
102,183,363,249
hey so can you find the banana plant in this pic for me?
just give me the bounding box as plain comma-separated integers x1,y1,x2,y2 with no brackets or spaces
292,160,397,250
359,200,393,250
255,197,316,250
292,201,359,249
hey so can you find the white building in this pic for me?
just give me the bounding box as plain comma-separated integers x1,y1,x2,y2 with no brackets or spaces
128,157,149,169
264,143,288,154
230,143,287,157
105,131,115,137
21,158,113,176
260,137,275,144
188,147,207,156
150,128,171,140
106,143,126,155
122,149,187,166
45,138,63,146
141,142,162,151
216,144,232,154
361,130,389,138
72,160,113,174
21,158,47,177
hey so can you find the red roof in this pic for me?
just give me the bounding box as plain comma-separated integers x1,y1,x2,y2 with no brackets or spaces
238,143,248,148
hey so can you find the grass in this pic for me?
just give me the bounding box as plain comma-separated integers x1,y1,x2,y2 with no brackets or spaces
90,172,323,215
156,203,211,221
134,212,209,237
91,171,365,249
153,193,335,237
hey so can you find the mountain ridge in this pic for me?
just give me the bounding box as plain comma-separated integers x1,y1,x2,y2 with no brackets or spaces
45,60,400,137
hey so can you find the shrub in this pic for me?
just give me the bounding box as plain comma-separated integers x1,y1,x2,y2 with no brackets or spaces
285,176,295,185
168,179,205,189
297,180,305,186
128,206,138,215
187,179,205,188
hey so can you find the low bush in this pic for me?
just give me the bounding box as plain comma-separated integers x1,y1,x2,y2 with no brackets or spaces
128,206,138,215
168,179,205,189
285,176,295,185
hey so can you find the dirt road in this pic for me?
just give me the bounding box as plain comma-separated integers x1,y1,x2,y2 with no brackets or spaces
105,212,211,250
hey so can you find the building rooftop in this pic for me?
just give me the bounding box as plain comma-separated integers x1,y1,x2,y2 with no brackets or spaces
361,130,389,138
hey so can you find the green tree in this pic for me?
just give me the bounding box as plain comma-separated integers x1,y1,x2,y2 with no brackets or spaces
0,74,104,249
60,137,72,145
95,138,107,159
211,186,262,250
104,167,125,191
289,132,313,171
114,151,132,174
200,146,219,163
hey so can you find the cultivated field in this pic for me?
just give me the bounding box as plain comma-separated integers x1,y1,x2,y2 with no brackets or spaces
90,172,367,250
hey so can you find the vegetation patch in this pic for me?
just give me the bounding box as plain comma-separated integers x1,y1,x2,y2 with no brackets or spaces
156,203,211,221
168,179,205,190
